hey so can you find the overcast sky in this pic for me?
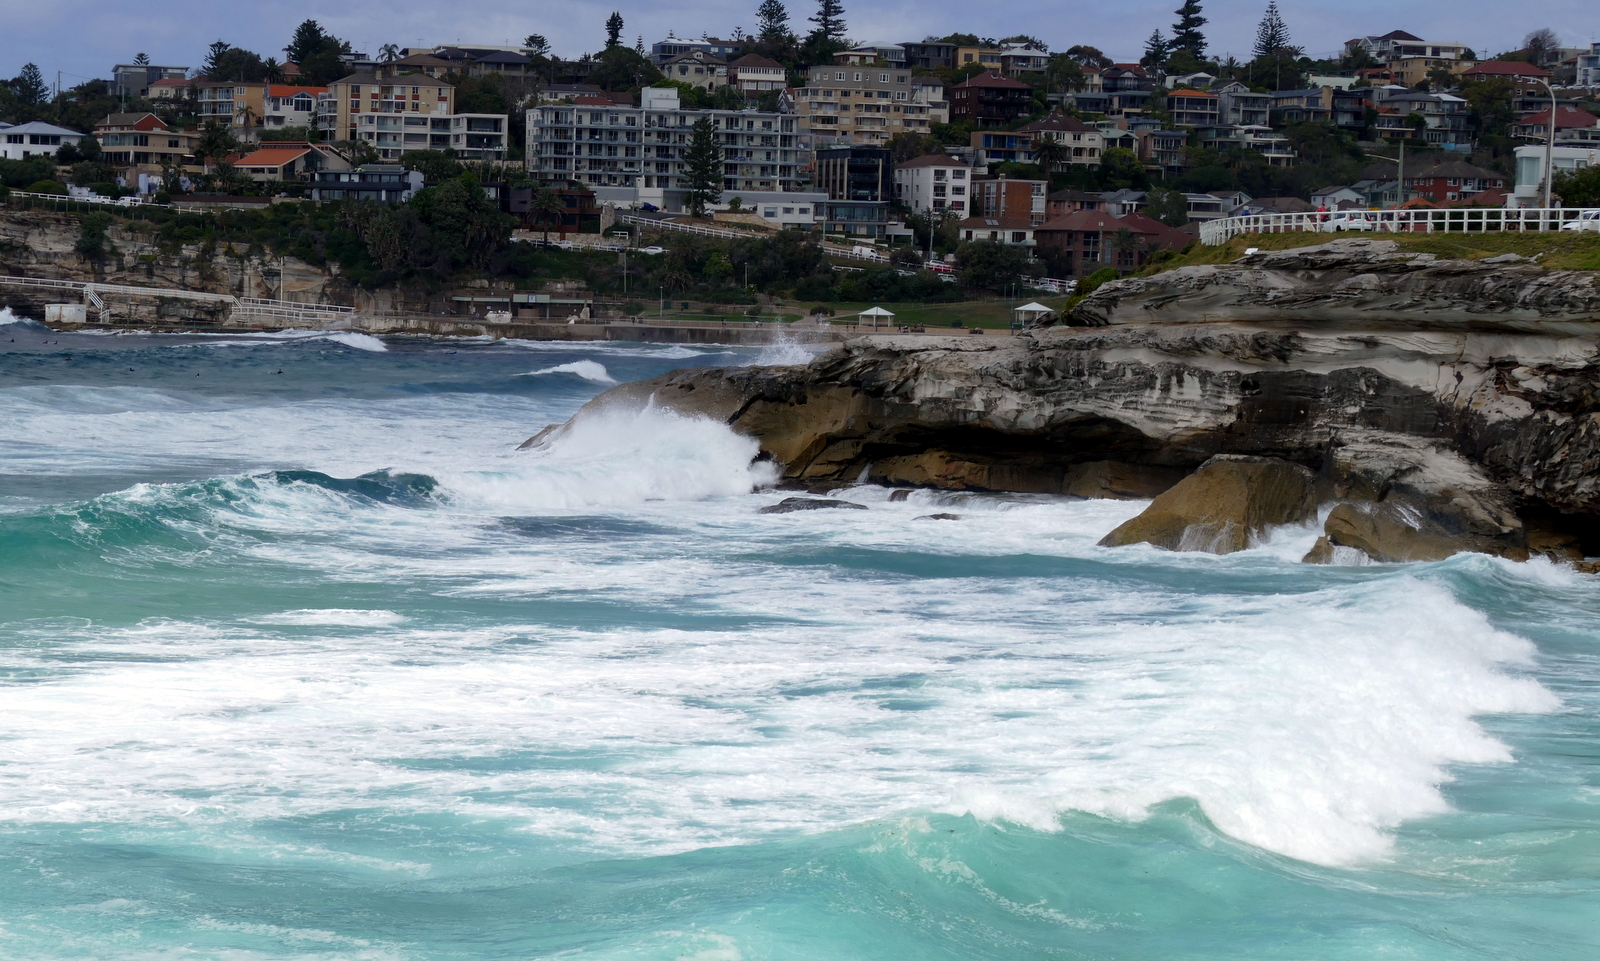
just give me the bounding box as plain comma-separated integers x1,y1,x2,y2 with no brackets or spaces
2,0,1596,86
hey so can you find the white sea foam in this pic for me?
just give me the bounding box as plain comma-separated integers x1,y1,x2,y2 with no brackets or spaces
522,360,616,384
254,609,406,627
0,306,28,325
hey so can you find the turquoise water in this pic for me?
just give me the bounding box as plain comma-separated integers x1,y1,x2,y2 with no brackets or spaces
1,310,1598,959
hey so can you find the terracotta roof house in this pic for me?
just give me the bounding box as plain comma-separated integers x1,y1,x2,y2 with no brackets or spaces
1403,159,1506,204
229,142,351,181
728,54,786,93
147,77,192,100
1513,105,1600,142
1033,210,1191,277
956,214,1040,248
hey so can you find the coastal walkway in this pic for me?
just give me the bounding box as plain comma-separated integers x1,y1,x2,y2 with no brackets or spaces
1200,206,1600,245
0,276,356,327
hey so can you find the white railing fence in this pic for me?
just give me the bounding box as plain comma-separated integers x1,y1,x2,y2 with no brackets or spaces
0,275,356,326
1199,207,1600,245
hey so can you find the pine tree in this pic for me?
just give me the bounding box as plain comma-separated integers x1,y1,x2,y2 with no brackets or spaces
523,34,550,57
757,0,793,46
605,12,624,48
682,115,724,217
284,20,333,65
809,0,847,43
1253,1,1290,59
1141,30,1170,71
13,63,48,106
133,52,151,66
203,41,232,77
1170,1,1207,59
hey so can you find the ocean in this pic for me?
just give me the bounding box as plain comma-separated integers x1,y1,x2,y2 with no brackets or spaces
1,308,1597,959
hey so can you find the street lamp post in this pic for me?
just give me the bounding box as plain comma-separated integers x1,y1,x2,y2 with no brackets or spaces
1531,77,1557,211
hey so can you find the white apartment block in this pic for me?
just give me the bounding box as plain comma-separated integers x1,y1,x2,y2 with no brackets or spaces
795,64,935,147
892,154,971,215
356,113,509,161
525,87,809,204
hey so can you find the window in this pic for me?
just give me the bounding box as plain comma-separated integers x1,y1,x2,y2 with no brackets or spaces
953,170,965,179
764,207,778,217
853,72,862,81
880,73,889,82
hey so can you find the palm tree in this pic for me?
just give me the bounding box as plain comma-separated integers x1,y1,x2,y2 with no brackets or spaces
234,103,261,140
263,57,286,84
380,44,401,63
531,187,566,241
1110,227,1145,271
1031,132,1066,175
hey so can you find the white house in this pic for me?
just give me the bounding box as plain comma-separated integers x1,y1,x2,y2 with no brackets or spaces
892,153,972,216
1513,143,1600,204
1311,185,1366,208
0,121,86,160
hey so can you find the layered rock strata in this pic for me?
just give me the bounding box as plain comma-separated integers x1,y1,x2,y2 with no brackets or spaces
532,240,1600,564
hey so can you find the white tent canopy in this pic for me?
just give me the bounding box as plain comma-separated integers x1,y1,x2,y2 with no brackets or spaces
1012,302,1056,326
858,306,896,328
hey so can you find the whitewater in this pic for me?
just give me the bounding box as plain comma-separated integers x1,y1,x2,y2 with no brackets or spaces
1,310,1597,959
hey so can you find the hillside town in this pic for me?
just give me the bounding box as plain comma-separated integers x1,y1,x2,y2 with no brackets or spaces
1,4,1598,286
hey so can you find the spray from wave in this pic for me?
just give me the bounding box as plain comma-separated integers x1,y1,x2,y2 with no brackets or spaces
521,360,616,384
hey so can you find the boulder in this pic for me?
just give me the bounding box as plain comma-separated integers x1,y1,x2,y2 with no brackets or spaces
1099,455,1317,554
758,497,868,514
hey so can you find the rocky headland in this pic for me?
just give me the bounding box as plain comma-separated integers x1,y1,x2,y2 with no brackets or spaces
531,239,1600,565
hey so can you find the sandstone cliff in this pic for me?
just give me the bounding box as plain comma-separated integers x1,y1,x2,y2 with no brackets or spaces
537,240,1600,565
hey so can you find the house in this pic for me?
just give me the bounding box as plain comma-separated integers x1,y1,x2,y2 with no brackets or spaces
1033,210,1190,276
1311,185,1365,208
1167,72,1217,89
814,145,893,238
649,36,744,65
1136,129,1187,176
228,142,351,181
971,112,1103,169
1199,125,1295,165
377,54,455,80
910,81,949,126
526,87,808,204
112,63,188,98
309,164,423,203
950,72,1034,127
1512,106,1600,143
1460,61,1551,113
1578,43,1600,88
1444,186,1510,208
727,54,785,94
1512,143,1600,203
836,44,906,67
999,46,1050,77
956,215,1039,249
1242,196,1315,214
1214,81,1270,126
892,153,972,215
1347,31,1472,64
970,175,1046,224
467,51,535,80
146,78,192,100
1370,89,1472,146
1046,189,1105,217
323,71,509,161
664,51,728,92
954,46,1003,69
0,121,86,160
1271,88,1333,124
796,62,923,146
1097,66,1155,116
94,113,197,168
1166,89,1219,127
724,191,828,228
900,41,956,71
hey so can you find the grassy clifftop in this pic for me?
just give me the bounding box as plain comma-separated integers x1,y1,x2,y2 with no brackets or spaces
1145,230,1600,274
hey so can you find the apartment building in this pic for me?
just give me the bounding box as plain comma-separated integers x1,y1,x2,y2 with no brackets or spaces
1165,89,1219,127
970,176,1046,224
325,72,455,143
814,145,893,237
893,153,971,215
650,36,745,66
1348,31,1472,63
950,72,1033,127
796,63,932,146
112,63,189,98
1137,128,1187,176
355,113,508,160
1214,81,1270,126
525,87,808,208
901,41,956,71
999,47,1050,76
1578,43,1600,88
197,82,328,139
969,113,1103,169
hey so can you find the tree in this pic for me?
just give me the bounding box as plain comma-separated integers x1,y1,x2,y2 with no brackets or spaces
523,35,551,57
204,42,269,82
195,120,239,163
887,131,946,162
1252,2,1290,60
379,44,400,63
263,57,286,83
1460,76,1516,140
1000,35,1048,52
587,46,663,92
284,20,333,64
955,240,1027,291
531,188,567,241
682,115,724,217
809,0,847,44
1031,132,1066,173
401,149,463,181
1523,28,1559,67
1141,31,1170,72
12,64,48,108
1143,187,1189,226
1099,146,1146,189
605,12,625,48
1552,166,1600,206
76,212,113,259
284,19,352,85
757,0,793,46
133,52,151,66
1170,0,1207,60
1064,45,1113,70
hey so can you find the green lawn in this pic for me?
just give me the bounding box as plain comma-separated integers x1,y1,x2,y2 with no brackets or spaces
1144,230,1600,274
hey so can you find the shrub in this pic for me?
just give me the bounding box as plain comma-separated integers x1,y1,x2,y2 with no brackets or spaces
76,212,113,259
1076,266,1120,297
26,180,67,195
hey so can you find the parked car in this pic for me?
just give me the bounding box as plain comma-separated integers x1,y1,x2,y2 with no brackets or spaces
1561,210,1600,232
637,245,666,255
1330,213,1375,232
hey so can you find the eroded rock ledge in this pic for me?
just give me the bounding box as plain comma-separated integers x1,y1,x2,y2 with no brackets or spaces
532,241,1600,565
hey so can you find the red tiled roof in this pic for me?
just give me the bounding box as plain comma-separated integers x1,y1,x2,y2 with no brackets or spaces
957,215,1037,230
148,78,191,88
1444,186,1511,208
1518,105,1599,129
1462,60,1549,78
232,147,311,168
268,85,327,97
1167,89,1218,99
1035,210,1189,250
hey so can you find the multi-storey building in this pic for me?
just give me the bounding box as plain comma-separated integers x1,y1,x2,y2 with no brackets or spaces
112,63,189,98
795,63,930,146
950,72,1034,127
1347,31,1472,64
94,113,197,168
892,153,971,215
1403,160,1505,203
728,55,785,94
970,175,1046,224
197,82,329,139
814,145,893,237
999,47,1050,77
1214,81,1270,126
1371,88,1472,146
969,112,1103,169
525,87,808,206
1578,43,1600,88
901,41,956,71
325,71,455,144
1166,89,1219,127
911,81,949,125
649,36,745,66
1136,128,1187,176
